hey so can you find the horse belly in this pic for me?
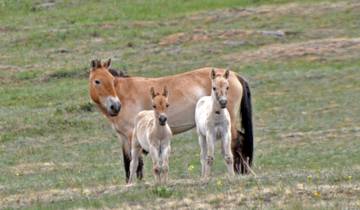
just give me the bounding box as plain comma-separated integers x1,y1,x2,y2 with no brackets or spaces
168,103,197,134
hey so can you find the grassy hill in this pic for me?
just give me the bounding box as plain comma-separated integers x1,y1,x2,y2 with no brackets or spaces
1,0,360,209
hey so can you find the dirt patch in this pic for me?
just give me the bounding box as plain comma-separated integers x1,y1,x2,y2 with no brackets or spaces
224,38,360,63
188,1,360,24
0,184,127,209
2,176,360,209
158,29,295,46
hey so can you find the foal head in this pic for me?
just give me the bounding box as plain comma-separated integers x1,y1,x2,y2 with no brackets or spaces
211,69,230,109
89,59,121,117
150,87,170,126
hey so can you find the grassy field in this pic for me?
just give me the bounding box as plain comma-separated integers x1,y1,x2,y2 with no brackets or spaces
1,0,360,209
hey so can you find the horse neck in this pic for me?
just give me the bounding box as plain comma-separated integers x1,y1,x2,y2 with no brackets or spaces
114,77,131,98
152,114,169,139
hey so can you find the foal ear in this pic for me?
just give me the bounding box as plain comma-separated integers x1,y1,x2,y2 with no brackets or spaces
150,87,156,98
163,86,168,97
91,59,101,70
211,68,216,80
103,58,111,69
224,69,230,79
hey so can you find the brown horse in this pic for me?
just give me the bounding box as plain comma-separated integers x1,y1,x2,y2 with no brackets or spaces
89,59,253,182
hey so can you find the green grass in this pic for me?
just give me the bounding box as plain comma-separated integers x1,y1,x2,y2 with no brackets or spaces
1,0,360,209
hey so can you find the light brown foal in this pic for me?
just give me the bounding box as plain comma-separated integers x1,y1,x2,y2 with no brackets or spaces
129,87,172,184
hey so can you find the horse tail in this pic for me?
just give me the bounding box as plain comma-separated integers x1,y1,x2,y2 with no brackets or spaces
236,75,254,173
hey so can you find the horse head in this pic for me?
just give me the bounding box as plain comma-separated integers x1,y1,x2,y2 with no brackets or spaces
150,86,170,126
211,68,230,109
89,58,121,117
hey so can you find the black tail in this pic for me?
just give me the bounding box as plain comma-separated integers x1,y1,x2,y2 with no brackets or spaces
236,75,254,174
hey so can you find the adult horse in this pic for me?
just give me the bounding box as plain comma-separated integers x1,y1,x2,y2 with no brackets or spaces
88,59,253,182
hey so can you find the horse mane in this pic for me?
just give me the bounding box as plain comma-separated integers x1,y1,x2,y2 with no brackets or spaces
108,68,129,78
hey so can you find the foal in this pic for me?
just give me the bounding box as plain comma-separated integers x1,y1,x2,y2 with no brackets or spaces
128,87,172,184
195,69,235,178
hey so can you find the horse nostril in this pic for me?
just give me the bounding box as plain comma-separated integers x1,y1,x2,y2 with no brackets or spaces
110,103,121,113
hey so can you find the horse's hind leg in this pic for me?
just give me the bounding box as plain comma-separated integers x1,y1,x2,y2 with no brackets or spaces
231,129,242,174
222,130,235,176
198,134,207,177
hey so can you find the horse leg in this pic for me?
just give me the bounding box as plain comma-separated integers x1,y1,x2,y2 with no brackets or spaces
136,156,144,180
149,144,161,184
232,130,248,174
198,134,207,177
205,132,215,178
160,144,171,184
222,129,235,176
122,145,131,183
231,128,242,174
128,145,141,184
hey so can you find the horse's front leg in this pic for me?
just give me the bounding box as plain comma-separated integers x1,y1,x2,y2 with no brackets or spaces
120,137,131,183
205,131,215,178
222,128,235,177
160,143,171,184
149,144,161,184
198,134,207,178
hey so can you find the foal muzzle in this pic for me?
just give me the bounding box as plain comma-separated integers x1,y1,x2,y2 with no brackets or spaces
219,98,227,109
159,115,167,126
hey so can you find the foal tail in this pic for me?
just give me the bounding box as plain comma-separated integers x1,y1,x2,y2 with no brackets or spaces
236,75,254,174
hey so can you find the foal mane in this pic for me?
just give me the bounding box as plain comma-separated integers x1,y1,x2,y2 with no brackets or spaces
108,68,129,78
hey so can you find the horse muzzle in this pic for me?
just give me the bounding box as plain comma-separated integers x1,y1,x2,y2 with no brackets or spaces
219,99,227,109
159,115,167,126
106,97,121,117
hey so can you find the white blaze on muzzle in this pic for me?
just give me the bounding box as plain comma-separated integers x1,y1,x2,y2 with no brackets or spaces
102,96,121,116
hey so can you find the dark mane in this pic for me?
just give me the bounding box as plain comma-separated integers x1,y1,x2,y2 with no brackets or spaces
108,68,129,77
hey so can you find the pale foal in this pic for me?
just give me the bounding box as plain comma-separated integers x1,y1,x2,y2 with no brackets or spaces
128,87,172,185
195,69,235,178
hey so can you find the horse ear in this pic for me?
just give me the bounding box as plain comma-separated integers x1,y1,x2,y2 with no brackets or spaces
91,59,101,70
103,58,111,69
163,86,168,97
211,68,216,80
150,87,156,98
224,69,230,79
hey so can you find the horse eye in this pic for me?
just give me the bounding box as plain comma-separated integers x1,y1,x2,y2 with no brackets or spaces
166,104,169,108
153,105,156,109
95,80,101,85
213,87,216,91
227,87,229,90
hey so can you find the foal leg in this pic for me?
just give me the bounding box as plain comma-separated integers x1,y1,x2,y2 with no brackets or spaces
160,143,171,184
149,144,161,184
128,145,142,184
222,130,235,176
198,134,207,177
205,132,215,178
